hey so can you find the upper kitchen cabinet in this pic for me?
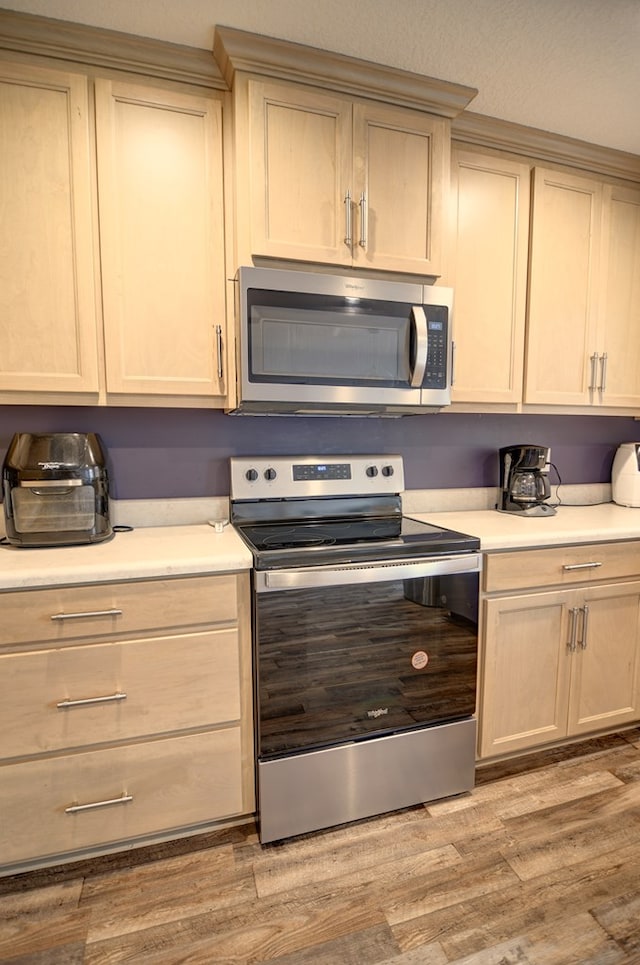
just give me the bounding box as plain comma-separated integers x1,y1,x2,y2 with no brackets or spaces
449,148,530,405
241,78,447,275
213,25,477,277
0,9,231,408
524,168,603,406
95,80,228,402
525,168,640,410
0,61,100,399
597,183,640,408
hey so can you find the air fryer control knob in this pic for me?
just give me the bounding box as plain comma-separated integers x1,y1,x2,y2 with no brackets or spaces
382,465,394,477
245,469,258,482
264,468,277,481
366,466,378,478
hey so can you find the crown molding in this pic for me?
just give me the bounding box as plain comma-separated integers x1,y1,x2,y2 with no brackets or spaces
453,111,640,184
0,9,225,89
213,25,478,119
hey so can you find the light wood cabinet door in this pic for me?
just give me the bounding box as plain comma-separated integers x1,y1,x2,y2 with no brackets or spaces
0,62,99,396
95,80,227,400
597,184,640,408
351,102,446,274
449,150,530,403
480,590,572,758
524,167,602,405
244,79,446,275
246,79,353,265
567,581,640,735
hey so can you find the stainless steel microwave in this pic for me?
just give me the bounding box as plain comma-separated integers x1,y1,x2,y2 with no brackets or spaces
232,267,454,415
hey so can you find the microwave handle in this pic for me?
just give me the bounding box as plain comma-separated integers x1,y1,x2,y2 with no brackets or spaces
409,306,428,387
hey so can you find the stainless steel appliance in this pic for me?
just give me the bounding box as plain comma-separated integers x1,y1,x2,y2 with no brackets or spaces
230,454,481,843
2,432,111,547
232,267,454,415
612,442,640,507
498,443,556,517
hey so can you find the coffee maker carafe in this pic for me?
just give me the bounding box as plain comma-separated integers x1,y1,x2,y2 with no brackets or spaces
498,444,556,516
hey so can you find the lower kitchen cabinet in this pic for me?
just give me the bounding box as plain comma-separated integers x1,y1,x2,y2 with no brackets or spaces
479,542,640,759
0,572,254,874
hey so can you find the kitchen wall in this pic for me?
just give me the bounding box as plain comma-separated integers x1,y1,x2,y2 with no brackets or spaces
0,406,637,500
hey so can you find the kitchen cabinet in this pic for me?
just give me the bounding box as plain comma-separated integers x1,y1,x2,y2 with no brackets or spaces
0,61,100,397
0,58,230,408
524,168,640,409
524,167,602,406
95,79,228,401
597,183,640,407
449,149,530,404
479,542,640,759
0,572,254,873
237,77,447,275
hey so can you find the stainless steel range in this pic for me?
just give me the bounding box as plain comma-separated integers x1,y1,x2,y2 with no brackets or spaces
230,454,482,844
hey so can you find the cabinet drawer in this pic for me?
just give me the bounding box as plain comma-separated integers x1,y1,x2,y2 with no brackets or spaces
0,575,238,646
0,629,240,759
484,541,640,592
0,729,244,867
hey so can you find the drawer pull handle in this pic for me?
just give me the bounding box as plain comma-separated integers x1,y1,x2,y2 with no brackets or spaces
51,608,123,622
65,793,133,815
57,692,127,709
562,562,603,571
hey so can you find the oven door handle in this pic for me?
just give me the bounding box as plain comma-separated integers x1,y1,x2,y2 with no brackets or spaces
256,553,482,591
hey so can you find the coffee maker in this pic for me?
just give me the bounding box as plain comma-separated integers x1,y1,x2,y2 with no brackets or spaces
498,444,556,516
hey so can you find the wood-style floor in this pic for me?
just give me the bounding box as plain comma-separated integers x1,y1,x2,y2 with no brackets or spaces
2,728,640,964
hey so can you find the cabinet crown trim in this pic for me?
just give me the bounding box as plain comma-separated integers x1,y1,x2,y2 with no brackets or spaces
213,24,478,118
0,9,225,89
453,111,640,184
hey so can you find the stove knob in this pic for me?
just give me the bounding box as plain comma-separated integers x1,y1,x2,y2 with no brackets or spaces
366,465,378,478
264,468,277,481
381,464,394,477
245,469,258,482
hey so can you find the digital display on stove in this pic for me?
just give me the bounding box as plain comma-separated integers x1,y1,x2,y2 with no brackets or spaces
292,462,352,481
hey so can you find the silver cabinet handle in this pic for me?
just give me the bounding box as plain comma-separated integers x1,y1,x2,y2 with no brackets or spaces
562,562,602,571
599,352,608,392
579,604,589,649
51,609,123,622
65,793,133,814
589,353,599,391
451,340,456,386
57,692,127,709
359,191,368,248
567,606,579,652
215,324,223,381
409,306,428,387
344,189,352,247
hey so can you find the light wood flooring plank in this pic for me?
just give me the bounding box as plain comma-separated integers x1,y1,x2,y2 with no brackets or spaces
82,843,255,943
390,842,640,960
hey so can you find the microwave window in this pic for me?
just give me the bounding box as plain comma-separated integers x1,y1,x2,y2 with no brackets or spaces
249,306,410,385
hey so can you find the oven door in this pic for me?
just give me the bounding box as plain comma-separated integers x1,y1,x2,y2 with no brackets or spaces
254,554,481,761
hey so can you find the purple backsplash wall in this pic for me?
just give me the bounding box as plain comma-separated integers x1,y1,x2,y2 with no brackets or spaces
0,406,638,500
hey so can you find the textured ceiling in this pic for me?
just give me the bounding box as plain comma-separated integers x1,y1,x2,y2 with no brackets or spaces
2,0,640,155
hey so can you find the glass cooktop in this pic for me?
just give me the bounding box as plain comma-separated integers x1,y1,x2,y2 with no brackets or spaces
235,515,480,570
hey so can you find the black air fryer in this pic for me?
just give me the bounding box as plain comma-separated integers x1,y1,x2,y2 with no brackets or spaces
2,433,112,547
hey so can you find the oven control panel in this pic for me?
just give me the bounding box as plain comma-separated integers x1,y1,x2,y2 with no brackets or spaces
230,455,404,500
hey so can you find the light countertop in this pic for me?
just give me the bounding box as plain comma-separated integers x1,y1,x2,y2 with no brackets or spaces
3,499,640,592
0,523,253,591
409,502,640,551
